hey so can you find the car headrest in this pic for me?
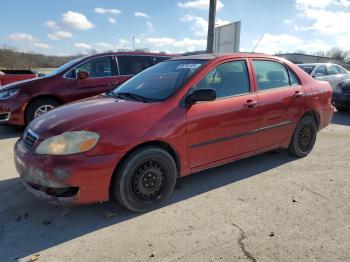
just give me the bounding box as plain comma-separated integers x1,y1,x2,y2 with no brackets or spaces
267,71,286,82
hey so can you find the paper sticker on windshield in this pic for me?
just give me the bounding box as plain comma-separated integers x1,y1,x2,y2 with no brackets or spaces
176,64,202,70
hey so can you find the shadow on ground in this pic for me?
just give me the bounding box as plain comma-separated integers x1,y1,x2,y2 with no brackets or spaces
0,125,23,140
0,150,295,261
331,111,350,126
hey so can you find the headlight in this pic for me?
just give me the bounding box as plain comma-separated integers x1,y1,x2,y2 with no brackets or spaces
0,90,19,100
35,131,100,155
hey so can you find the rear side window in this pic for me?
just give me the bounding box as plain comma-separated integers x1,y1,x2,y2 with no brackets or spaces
314,65,328,76
253,60,298,91
117,56,151,75
327,65,340,75
196,60,250,99
337,66,347,74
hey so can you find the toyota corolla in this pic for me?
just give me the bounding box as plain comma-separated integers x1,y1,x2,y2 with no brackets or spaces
14,54,334,212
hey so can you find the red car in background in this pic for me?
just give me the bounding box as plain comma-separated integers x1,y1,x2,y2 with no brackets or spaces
0,69,38,86
0,52,174,125
14,53,333,212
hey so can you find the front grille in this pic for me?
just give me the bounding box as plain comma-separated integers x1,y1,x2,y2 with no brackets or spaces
22,128,39,149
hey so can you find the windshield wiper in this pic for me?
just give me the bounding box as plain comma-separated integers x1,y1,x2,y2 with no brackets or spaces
115,92,160,103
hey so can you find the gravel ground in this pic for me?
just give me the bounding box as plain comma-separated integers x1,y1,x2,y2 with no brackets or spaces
0,111,349,262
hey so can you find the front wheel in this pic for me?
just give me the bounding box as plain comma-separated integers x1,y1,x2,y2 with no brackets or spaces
288,115,317,158
111,147,177,212
26,98,61,124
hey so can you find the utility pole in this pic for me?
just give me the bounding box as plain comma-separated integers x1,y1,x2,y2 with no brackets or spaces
132,36,135,50
206,0,217,53
252,34,265,53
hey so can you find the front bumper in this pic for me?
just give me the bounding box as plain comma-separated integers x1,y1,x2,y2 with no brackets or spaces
0,97,26,125
14,140,121,205
332,92,350,108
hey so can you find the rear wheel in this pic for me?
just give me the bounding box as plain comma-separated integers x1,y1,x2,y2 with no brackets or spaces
111,146,177,212
26,98,61,124
288,115,317,158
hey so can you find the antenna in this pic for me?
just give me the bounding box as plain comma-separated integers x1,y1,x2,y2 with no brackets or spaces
252,34,265,53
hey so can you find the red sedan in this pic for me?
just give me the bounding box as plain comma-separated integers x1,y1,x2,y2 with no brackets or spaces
14,53,334,212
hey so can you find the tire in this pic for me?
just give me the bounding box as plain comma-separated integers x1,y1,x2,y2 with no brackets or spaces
288,115,317,158
111,146,177,212
26,98,61,124
335,107,348,112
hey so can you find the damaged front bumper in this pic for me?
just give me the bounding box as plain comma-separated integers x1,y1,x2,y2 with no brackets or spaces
14,140,121,205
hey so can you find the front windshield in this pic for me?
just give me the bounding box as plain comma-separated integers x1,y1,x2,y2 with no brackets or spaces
298,65,315,75
46,57,84,77
112,59,208,101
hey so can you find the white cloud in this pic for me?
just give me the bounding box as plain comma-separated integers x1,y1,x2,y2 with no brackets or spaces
147,21,155,32
143,37,206,51
7,33,50,50
119,38,128,45
181,15,208,36
7,33,38,42
95,42,114,49
134,12,150,18
48,31,73,40
108,17,117,24
178,0,224,10
181,15,229,36
62,11,95,30
74,42,92,49
300,8,350,35
283,19,292,24
253,33,304,54
296,0,350,9
94,7,121,15
33,42,50,49
45,21,60,30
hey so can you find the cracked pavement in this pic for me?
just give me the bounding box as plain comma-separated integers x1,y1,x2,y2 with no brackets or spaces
0,111,349,262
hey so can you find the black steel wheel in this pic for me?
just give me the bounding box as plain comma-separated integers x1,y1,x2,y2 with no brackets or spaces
288,115,317,158
111,146,177,212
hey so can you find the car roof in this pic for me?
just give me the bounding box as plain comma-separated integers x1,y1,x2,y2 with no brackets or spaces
86,51,178,59
173,53,288,61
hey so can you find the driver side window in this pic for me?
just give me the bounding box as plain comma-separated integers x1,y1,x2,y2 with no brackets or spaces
196,60,250,99
67,57,112,79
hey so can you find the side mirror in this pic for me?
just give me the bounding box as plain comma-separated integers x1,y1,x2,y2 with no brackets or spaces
77,71,89,80
187,88,216,105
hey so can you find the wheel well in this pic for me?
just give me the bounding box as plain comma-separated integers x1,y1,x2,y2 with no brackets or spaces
113,141,181,178
24,95,64,123
303,110,320,130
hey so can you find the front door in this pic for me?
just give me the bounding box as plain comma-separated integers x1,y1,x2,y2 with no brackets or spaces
75,56,120,98
251,59,306,149
186,60,259,168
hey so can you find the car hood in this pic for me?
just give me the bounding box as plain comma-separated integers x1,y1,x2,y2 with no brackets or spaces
30,96,157,137
0,77,47,91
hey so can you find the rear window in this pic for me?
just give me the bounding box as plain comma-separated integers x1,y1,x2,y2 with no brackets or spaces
298,65,315,75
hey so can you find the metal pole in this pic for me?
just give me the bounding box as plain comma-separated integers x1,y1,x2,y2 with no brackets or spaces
206,0,217,53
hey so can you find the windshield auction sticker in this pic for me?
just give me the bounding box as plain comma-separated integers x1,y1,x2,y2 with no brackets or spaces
176,64,202,70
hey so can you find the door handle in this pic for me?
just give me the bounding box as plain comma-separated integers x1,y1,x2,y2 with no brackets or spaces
293,91,305,98
244,100,258,108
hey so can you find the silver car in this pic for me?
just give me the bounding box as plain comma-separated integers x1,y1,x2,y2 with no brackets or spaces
297,63,350,88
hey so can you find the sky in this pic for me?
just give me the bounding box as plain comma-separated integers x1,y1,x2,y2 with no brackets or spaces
0,0,349,56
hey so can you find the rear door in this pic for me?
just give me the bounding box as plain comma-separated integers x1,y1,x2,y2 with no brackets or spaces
186,59,259,168
251,59,305,149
